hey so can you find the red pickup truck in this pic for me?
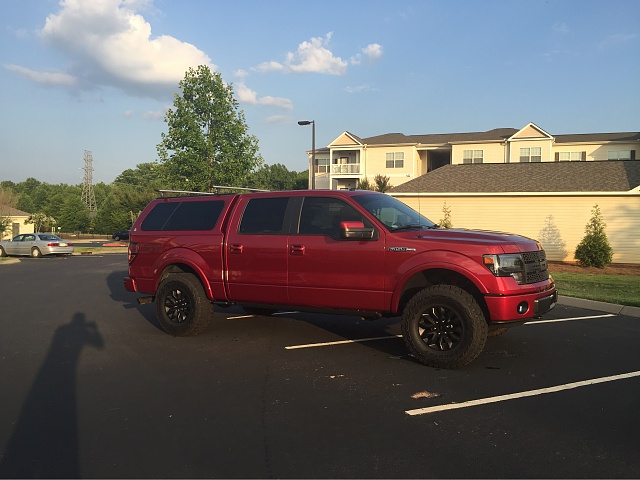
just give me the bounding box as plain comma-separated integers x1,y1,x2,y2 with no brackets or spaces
124,188,556,368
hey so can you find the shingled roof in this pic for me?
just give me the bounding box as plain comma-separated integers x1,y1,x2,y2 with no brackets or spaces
389,161,640,193
358,129,640,146
0,205,30,216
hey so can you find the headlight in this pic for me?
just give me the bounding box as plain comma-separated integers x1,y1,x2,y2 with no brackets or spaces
483,254,525,284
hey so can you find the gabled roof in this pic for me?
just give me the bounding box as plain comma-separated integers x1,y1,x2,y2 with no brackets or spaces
335,126,640,148
0,205,30,216
389,161,640,193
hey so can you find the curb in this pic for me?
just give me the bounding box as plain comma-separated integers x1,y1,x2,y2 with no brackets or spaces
558,295,640,318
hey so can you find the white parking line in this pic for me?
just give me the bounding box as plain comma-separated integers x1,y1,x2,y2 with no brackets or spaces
526,313,615,325
283,314,618,350
405,370,640,416
285,335,403,350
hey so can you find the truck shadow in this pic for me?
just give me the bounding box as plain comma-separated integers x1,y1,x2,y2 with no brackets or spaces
0,312,104,478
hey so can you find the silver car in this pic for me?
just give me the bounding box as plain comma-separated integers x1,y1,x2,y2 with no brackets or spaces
0,233,74,258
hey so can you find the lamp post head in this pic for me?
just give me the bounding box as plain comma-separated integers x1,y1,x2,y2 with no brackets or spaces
297,120,313,126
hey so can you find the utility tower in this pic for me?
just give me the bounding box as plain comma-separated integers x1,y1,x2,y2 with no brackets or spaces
81,150,98,217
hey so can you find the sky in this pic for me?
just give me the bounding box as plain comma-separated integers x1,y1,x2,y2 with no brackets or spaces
1,0,639,185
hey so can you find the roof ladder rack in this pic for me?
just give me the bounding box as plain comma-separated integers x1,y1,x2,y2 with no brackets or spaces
158,186,269,197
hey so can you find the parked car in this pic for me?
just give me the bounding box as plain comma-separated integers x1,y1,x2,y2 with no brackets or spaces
112,230,130,241
0,233,74,258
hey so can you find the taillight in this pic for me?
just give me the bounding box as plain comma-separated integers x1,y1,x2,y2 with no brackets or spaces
47,243,60,247
128,242,140,264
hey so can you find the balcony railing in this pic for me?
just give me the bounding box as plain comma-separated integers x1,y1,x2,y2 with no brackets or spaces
332,163,360,174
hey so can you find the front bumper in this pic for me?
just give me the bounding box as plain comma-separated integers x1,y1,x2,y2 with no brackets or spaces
485,288,557,322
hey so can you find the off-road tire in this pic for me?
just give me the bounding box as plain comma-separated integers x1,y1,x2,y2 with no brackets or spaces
401,285,488,368
31,247,42,258
155,273,211,336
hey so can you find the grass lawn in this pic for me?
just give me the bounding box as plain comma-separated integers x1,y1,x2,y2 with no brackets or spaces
552,272,640,307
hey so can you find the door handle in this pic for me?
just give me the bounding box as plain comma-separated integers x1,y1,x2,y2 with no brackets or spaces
229,244,243,254
290,245,305,255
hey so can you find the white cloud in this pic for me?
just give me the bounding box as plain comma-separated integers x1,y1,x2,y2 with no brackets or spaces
3,64,78,86
20,0,214,97
552,22,570,34
362,43,383,61
254,33,347,76
235,81,293,110
264,115,290,124
598,33,637,51
345,84,378,94
141,109,166,120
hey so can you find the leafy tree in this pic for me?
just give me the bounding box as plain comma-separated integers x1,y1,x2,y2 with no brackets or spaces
246,164,302,191
357,177,373,190
24,212,56,233
58,196,90,233
94,184,157,233
0,187,19,237
574,204,613,268
157,65,263,191
114,163,164,189
374,174,391,193
439,201,452,228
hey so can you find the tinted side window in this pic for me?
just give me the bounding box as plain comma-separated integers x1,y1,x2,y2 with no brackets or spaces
239,197,289,234
141,201,224,231
298,197,371,238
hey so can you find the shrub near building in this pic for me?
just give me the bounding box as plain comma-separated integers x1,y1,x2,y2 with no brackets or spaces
574,204,614,268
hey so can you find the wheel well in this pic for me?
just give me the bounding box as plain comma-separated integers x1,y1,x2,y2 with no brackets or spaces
159,263,201,284
398,268,489,321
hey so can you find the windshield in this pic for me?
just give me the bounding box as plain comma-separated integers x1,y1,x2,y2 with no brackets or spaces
353,194,437,232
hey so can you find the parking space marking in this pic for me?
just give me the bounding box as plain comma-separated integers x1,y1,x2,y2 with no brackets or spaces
285,335,403,350
526,313,616,325
406,370,640,416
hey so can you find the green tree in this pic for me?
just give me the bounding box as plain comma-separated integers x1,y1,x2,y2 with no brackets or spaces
357,177,373,190
58,196,90,233
24,212,56,233
574,204,613,268
374,174,391,193
157,65,263,192
0,187,19,237
246,164,301,191
114,163,164,189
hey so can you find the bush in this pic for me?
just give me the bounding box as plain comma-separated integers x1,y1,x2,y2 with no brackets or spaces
574,204,613,268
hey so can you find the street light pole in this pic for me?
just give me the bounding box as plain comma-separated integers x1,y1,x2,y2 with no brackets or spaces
298,120,315,190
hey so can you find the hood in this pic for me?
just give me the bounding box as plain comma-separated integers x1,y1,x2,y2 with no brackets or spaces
398,228,542,254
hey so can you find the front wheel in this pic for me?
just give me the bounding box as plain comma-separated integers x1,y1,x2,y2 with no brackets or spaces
0,246,6,257
155,273,211,336
401,285,488,369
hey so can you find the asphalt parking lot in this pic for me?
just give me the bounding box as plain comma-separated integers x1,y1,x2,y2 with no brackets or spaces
0,254,639,478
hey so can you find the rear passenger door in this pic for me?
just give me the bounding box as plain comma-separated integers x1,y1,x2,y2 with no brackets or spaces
224,195,292,305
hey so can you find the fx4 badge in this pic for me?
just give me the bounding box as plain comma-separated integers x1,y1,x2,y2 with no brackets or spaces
388,247,416,252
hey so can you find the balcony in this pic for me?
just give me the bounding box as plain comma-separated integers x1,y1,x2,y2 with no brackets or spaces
332,163,360,174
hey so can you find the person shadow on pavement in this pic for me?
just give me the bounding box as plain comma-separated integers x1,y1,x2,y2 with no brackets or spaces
0,312,104,479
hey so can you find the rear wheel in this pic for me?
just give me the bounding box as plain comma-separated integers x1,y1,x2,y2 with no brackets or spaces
155,273,211,336
401,285,488,369
31,247,42,258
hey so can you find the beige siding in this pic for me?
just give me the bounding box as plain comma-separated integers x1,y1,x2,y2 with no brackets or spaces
508,139,553,162
361,145,416,188
392,193,640,264
451,143,506,164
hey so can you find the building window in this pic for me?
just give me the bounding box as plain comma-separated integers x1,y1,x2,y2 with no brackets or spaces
463,150,483,164
557,151,585,161
316,158,329,173
386,152,404,168
520,147,541,162
608,150,633,160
